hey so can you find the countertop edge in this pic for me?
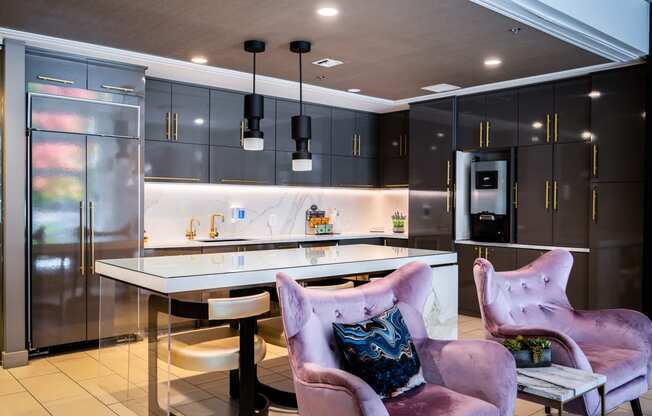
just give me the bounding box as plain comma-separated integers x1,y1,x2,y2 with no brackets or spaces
455,240,590,253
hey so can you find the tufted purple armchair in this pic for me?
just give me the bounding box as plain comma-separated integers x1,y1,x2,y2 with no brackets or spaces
276,261,517,416
474,249,652,416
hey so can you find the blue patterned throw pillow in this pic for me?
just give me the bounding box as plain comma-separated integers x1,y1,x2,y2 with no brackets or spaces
332,305,425,399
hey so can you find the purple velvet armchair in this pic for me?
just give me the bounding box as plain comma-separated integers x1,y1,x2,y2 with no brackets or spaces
276,261,517,416
474,249,652,416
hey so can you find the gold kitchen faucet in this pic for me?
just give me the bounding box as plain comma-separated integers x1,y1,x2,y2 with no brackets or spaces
209,213,225,239
185,218,200,240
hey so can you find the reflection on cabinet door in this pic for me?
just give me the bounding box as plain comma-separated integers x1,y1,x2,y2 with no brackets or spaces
87,63,145,96
210,147,275,185
332,108,357,156
408,189,453,251
380,111,408,159
590,65,646,182
145,79,172,141
356,112,379,158
589,182,644,248
516,249,588,310
484,90,517,148
382,157,408,187
331,156,378,187
276,101,331,154
209,90,245,148
483,246,516,271
590,245,642,311
276,151,331,186
144,248,203,257
457,95,485,151
409,101,453,190
518,83,554,146
26,53,87,88
553,142,590,247
554,77,591,144
457,245,481,316
516,145,553,245
144,141,209,183
171,83,210,144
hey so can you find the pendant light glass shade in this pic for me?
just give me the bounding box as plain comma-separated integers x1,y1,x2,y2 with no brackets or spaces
290,40,312,171
243,40,265,151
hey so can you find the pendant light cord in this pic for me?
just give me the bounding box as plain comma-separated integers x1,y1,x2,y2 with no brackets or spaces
299,52,303,116
253,52,256,95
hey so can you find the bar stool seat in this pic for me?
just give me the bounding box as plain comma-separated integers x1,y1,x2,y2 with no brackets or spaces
259,280,354,347
159,325,267,372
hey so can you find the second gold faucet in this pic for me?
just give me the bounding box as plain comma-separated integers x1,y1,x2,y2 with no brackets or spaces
209,213,225,239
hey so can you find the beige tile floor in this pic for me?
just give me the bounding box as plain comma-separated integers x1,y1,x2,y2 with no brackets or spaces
0,315,650,416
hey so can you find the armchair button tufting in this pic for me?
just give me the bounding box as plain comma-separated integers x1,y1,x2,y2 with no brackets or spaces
542,275,550,283
521,281,527,288
334,309,342,318
392,297,398,304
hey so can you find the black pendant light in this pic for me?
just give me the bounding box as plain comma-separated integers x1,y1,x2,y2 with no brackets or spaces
242,40,266,151
290,40,312,171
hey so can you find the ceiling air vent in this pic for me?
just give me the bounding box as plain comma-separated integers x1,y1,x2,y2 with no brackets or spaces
421,83,461,93
312,58,343,68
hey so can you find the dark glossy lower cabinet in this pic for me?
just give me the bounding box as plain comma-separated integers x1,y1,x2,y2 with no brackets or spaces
210,146,275,185
516,249,589,310
276,151,331,186
409,189,453,251
589,245,642,311
144,140,209,182
331,156,378,187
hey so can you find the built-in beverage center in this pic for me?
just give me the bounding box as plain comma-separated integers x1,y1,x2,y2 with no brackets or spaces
470,159,509,243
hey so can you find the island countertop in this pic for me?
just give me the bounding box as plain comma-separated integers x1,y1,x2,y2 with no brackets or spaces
96,244,457,294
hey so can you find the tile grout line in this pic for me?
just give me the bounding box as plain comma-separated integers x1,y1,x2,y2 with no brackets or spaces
9,368,56,416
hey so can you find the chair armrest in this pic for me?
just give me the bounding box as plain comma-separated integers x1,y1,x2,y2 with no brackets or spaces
572,309,652,354
495,325,592,371
416,338,517,416
296,362,389,416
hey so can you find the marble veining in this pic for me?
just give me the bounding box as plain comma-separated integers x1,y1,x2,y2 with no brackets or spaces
517,364,606,402
145,183,408,244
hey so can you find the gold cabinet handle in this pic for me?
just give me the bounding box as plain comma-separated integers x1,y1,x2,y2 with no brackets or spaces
352,134,356,155
446,160,451,186
240,120,245,147
165,112,171,140
403,134,408,157
545,180,550,210
220,179,268,184
89,201,96,274
446,187,451,213
101,84,135,93
174,113,179,141
79,201,85,276
514,182,518,208
479,122,484,148
592,187,598,223
398,135,403,157
553,181,558,211
546,114,550,143
485,121,490,147
484,247,489,261
144,176,200,182
37,75,74,85
554,113,558,142
358,134,361,156
592,144,598,177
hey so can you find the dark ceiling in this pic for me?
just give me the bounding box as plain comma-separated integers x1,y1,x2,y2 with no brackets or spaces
0,0,608,100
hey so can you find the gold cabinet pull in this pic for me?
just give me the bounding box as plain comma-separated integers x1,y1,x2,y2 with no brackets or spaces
546,114,550,143
592,187,598,223
545,180,550,210
403,134,408,157
553,181,558,211
484,247,489,261
174,113,179,141
514,182,518,208
554,113,558,142
239,120,245,147
101,84,135,93
352,134,356,155
446,187,451,213
165,112,171,140
485,121,490,147
220,179,268,185
592,144,598,177
398,135,403,157
79,201,85,276
479,122,484,148
37,75,74,85
357,134,361,156
446,160,451,186
89,201,96,274
144,176,200,182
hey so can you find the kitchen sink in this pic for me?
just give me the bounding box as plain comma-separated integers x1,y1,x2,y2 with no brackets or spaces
195,238,250,243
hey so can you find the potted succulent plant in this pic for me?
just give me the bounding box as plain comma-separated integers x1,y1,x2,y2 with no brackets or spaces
502,335,552,368
392,211,406,233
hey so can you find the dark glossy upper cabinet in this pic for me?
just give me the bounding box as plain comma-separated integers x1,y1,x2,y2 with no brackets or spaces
210,147,275,185
26,52,87,88
332,108,379,157
210,90,276,150
553,142,590,247
516,145,554,245
518,84,554,146
87,62,145,96
457,91,516,150
518,77,590,146
276,100,331,154
380,111,409,159
331,156,378,187
409,99,454,190
145,80,209,144
591,65,646,182
144,141,209,183
276,152,331,186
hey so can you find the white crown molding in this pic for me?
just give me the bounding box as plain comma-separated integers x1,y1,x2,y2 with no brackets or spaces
0,27,396,113
469,0,647,62
396,60,642,105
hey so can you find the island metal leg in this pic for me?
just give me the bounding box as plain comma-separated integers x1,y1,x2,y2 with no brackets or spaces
148,294,174,416
544,406,551,415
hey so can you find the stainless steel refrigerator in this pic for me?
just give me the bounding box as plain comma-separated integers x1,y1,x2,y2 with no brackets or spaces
28,83,142,349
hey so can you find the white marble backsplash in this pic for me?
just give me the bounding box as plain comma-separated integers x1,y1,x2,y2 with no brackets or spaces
145,183,408,243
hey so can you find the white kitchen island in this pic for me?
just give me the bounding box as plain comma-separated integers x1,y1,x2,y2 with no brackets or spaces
94,244,458,416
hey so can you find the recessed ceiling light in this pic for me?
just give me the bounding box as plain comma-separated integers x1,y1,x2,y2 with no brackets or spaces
348,88,361,93
191,56,208,64
421,83,460,93
510,27,521,35
484,57,502,67
317,7,339,16
313,58,343,68
588,90,601,98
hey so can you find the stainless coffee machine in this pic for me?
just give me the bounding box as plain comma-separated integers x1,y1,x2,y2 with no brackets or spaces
470,160,509,242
